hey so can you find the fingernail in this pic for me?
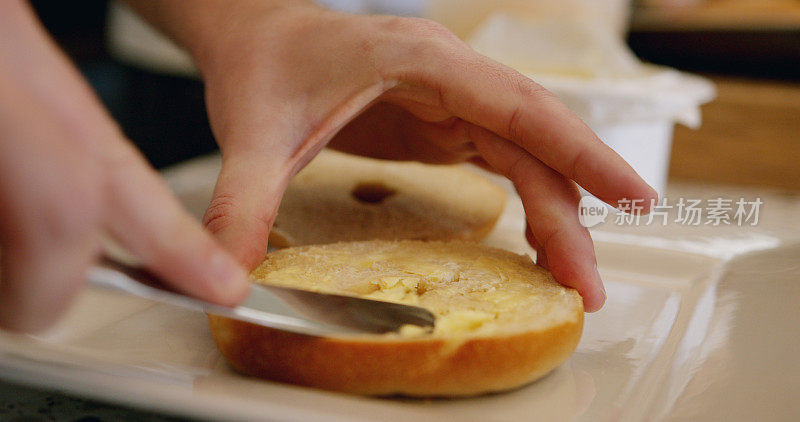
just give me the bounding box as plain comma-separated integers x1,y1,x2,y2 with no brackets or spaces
594,264,606,302
645,185,660,213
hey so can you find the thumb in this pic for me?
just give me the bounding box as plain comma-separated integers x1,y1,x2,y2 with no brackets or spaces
203,155,290,270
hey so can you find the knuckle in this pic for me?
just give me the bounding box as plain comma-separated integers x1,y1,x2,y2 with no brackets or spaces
534,224,564,254
379,16,454,39
507,104,525,141
506,77,556,139
405,18,458,41
513,76,557,110
505,152,531,185
203,194,238,235
376,16,463,64
520,79,554,103
203,193,277,238
514,76,550,99
202,192,276,268
569,148,590,183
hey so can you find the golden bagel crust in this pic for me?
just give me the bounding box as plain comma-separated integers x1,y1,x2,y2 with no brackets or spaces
208,241,583,396
269,150,506,247
208,316,582,396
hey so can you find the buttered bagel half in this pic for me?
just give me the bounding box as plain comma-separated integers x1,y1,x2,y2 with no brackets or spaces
208,240,583,396
268,150,506,247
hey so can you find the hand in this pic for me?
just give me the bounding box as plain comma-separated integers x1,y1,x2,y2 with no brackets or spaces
139,2,657,312
0,1,249,332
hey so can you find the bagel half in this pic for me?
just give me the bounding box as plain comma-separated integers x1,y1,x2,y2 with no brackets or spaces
208,240,583,396
268,150,506,247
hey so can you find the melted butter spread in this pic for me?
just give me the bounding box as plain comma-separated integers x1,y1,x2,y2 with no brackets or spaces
252,241,581,337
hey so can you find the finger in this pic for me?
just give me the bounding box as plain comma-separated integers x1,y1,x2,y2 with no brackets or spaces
203,153,289,270
0,73,102,332
525,223,549,270
393,37,657,209
0,234,97,333
0,120,99,331
469,125,606,312
101,143,250,306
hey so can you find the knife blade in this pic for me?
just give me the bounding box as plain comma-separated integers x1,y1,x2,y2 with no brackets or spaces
87,257,435,337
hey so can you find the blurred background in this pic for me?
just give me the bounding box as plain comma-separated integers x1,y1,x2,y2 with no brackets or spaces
5,2,799,419
28,0,800,192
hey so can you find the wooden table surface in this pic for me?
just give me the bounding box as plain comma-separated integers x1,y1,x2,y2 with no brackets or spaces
668,75,800,192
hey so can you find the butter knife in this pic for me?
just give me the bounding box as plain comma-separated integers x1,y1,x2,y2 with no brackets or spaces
87,256,435,337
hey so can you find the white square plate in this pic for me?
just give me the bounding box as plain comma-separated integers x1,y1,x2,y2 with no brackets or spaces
1,157,797,421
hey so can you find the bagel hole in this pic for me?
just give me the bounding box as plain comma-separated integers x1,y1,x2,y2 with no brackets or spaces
351,182,397,204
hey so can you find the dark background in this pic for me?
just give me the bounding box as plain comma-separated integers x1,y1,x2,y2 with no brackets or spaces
31,0,217,169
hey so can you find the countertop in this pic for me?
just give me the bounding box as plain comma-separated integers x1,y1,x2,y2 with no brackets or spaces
668,76,800,192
